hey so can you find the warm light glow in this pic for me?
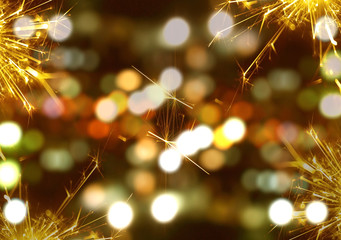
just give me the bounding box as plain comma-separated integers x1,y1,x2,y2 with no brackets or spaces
151,193,179,223
95,98,118,122
268,199,293,225
315,16,338,42
159,67,183,91
158,149,182,173
13,16,35,39
306,201,328,224
108,201,133,229
3,199,27,224
0,160,20,189
222,117,246,142
0,121,22,147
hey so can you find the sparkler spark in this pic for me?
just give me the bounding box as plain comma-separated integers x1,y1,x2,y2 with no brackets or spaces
287,128,341,239
213,0,341,85
0,0,56,112
0,154,113,240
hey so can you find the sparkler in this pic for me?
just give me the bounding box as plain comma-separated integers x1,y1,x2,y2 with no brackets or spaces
287,128,341,239
213,0,341,85
0,154,113,240
0,0,56,112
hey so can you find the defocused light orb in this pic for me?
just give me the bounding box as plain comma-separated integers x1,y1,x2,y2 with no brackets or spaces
306,201,328,224
319,93,341,118
144,84,166,109
234,31,258,56
13,16,35,39
159,67,183,91
0,160,20,189
151,194,179,223
48,14,73,42
4,199,26,224
252,78,272,101
108,202,133,229
95,98,118,122
163,17,190,47
315,16,338,42
0,121,22,147
193,125,214,149
116,69,142,92
158,149,182,173
23,129,44,152
208,11,234,38
134,138,159,162
59,77,81,99
199,148,225,171
176,130,199,156
43,97,64,119
268,69,301,92
128,91,148,115
40,148,74,172
321,52,341,80
269,199,293,225
222,117,246,142
82,183,106,210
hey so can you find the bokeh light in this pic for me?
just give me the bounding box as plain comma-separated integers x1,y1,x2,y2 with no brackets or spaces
151,193,179,223
0,160,20,189
208,11,234,38
306,201,328,224
158,149,182,173
315,16,338,42
0,121,22,147
268,199,293,225
162,17,190,47
321,52,341,80
48,14,73,42
3,198,27,224
108,201,133,229
95,97,118,122
159,67,183,91
319,93,341,119
116,69,142,92
222,117,246,142
13,16,35,39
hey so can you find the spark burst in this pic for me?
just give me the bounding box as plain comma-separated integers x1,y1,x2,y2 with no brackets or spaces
0,154,113,240
213,0,341,85
0,0,56,112
287,129,341,239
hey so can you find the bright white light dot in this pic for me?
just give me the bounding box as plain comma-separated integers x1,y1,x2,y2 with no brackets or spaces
4,199,27,224
222,117,246,142
163,17,190,47
151,194,179,223
319,93,341,119
95,98,118,122
0,122,22,147
176,130,199,156
306,201,328,224
269,199,293,225
193,125,214,149
159,67,183,91
48,14,73,42
108,202,133,229
0,160,20,189
13,16,35,39
315,16,338,42
158,149,182,173
208,11,234,38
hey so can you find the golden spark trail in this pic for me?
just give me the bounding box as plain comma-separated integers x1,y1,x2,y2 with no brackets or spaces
0,0,55,112
287,128,341,239
215,0,341,85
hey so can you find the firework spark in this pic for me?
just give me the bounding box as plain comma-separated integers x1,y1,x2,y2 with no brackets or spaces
0,154,113,240
212,0,341,85
0,0,56,112
287,128,341,239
